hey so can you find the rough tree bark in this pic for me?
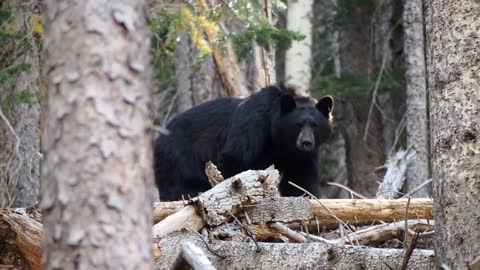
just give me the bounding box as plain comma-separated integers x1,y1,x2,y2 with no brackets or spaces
285,0,313,91
156,233,435,270
0,0,42,208
403,0,430,197
425,0,480,268
42,0,153,269
174,33,226,114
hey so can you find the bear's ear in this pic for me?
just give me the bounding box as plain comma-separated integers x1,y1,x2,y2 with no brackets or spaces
280,95,296,113
316,96,334,117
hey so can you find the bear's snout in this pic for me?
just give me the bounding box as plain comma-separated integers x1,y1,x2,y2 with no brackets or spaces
296,126,315,152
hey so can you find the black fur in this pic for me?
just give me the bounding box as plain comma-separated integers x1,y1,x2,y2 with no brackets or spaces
154,84,334,200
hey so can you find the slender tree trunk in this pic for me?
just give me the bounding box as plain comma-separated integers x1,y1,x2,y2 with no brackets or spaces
285,0,313,91
0,0,42,208
42,0,153,269
403,0,430,197
425,0,480,268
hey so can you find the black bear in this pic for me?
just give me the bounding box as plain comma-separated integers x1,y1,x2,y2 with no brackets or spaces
153,84,334,201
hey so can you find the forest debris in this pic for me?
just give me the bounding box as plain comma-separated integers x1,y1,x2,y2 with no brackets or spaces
156,233,435,270
171,241,217,270
469,256,480,270
153,205,203,239
153,166,280,238
400,232,420,270
153,198,434,225
270,222,307,243
197,166,279,226
377,148,415,199
205,162,224,187
340,220,433,246
0,209,43,270
153,201,187,223
243,197,312,224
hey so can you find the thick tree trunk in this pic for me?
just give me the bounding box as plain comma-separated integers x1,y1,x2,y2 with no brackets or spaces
42,0,153,269
403,0,430,198
285,0,313,91
425,0,480,268
174,33,226,115
0,0,42,208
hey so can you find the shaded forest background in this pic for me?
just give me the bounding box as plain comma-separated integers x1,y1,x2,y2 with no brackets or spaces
1,0,419,205
149,0,413,200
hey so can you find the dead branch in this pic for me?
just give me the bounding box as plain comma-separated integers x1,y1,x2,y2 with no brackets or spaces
340,220,432,246
400,232,420,270
171,241,217,270
205,162,224,187
270,222,307,243
310,198,432,223
0,209,43,270
153,198,434,225
327,182,368,199
152,205,204,239
377,148,415,199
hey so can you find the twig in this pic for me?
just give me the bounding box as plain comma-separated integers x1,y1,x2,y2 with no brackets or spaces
271,222,307,243
404,197,412,245
185,224,226,259
403,179,432,198
298,232,337,244
327,182,368,199
400,232,420,270
288,181,359,246
363,19,401,144
228,211,261,252
387,113,406,158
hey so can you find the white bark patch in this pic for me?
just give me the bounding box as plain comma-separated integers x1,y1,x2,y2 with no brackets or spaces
377,148,415,199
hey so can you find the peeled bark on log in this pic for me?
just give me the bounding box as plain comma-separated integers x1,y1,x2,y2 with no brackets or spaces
310,198,432,223
153,205,204,239
153,198,433,225
153,167,280,238
155,233,435,270
171,241,216,270
0,209,43,270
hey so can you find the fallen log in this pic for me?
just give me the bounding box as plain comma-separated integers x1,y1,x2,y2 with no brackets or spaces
155,233,435,270
0,209,43,270
153,197,433,225
153,166,280,238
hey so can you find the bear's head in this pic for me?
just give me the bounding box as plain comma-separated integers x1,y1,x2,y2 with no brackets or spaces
273,93,334,155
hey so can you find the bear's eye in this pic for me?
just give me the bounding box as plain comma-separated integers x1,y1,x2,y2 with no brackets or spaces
310,122,318,128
